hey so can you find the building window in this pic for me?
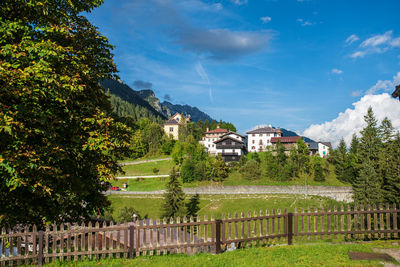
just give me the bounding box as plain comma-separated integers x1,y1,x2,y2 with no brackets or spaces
252,134,255,137
251,146,255,150
169,127,174,132
252,140,255,144
208,144,210,147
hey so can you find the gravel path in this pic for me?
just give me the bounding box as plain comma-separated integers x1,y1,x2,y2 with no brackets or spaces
105,185,353,202
118,157,172,166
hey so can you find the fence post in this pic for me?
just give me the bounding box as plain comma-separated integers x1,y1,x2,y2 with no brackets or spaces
38,230,44,266
287,213,293,245
215,219,222,254
129,225,135,258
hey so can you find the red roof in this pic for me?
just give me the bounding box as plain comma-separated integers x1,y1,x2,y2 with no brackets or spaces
271,136,301,143
205,128,229,134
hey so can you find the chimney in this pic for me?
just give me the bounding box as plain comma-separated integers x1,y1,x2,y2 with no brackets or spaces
217,125,220,129
206,128,209,132
268,124,272,128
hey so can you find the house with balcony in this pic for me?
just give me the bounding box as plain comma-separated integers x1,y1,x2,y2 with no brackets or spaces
214,132,247,162
199,126,229,155
246,125,283,152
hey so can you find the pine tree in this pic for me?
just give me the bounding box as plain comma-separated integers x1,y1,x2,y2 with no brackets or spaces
382,133,400,204
334,138,348,183
186,194,201,218
353,107,383,205
161,168,186,219
312,156,325,182
346,134,360,185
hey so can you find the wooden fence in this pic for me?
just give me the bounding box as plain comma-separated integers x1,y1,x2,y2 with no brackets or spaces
0,203,399,266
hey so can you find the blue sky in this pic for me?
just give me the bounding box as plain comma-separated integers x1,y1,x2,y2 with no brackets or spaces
87,0,400,140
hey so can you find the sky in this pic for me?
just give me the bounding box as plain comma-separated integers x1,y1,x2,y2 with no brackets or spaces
86,0,400,146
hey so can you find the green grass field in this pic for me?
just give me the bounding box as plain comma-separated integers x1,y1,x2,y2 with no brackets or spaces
113,158,348,191
120,159,175,176
41,240,400,266
107,194,342,220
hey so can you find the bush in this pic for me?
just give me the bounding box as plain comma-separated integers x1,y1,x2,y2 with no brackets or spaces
181,159,196,183
194,161,209,181
116,206,144,222
240,160,261,180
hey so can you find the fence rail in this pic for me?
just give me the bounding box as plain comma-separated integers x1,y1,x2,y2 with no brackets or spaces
0,203,399,266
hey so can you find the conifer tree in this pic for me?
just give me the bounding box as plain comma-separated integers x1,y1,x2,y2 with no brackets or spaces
161,168,186,219
382,133,400,204
334,138,348,183
186,194,201,218
353,107,383,205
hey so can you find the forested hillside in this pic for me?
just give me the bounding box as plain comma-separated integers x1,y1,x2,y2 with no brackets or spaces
100,78,216,123
100,79,167,120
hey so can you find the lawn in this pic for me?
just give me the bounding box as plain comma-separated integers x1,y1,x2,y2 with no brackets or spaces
119,159,176,176
41,240,400,266
107,194,343,221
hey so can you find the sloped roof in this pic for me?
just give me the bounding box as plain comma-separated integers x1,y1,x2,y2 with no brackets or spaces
214,136,244,144
321,142,332,148
220,131,246,138
246,126,282,134
164,119,179,125
271,136,301,143
205,128,229,134
307,142,319,150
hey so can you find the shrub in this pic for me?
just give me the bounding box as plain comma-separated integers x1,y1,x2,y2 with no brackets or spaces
240,159,261,180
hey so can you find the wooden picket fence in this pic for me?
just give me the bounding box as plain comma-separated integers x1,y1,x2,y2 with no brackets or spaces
0,203,399,266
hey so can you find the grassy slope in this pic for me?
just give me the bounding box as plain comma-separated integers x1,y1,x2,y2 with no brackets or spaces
119,160,175,176
108,194,342,220
42,241,400,267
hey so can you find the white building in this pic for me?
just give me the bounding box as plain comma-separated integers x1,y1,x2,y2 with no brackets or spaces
308,141,332,158
214,132,247,162
246,125,283,153
199,126,229,155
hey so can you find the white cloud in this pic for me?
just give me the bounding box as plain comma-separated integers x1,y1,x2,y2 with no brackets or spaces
297,18,313,26
345,34,359,45
366,72,400,95
303,93,400,147
361,31,392,47
350,31,400,59
331,68,343,74
391,37,400,47
350,51,366,58
195,62,213,102
350,90,362,97
230,0,248,5
260,16,271,24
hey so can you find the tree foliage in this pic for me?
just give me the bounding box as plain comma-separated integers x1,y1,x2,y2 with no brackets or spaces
161,168,186,219
0,0,133,226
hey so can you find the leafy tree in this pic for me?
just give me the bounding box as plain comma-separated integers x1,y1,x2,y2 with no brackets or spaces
240,160,261,180
116,206,144,222
161,135,175,155
0,0,133,226
171,141,185,165
209,156,229,181
186,194,201,218
130,130,147,159
194,161,209,181
161,168,186,218
181,158,195,183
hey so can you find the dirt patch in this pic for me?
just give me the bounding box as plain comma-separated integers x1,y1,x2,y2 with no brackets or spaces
348,251,394,262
